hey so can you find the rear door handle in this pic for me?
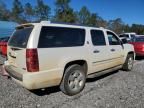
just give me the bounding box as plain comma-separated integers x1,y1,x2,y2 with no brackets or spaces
111,49,115,52
93,50,100,53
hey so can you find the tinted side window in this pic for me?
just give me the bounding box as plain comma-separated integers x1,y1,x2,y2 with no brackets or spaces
107,31,120,45
91,30,106,46
119,34,129,38
38,27,85,48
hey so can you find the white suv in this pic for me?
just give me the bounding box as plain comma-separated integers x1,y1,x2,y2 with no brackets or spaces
5,21,135,96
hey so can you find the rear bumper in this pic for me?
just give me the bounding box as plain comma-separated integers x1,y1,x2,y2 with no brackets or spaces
5,66,23,81
5,65,63,90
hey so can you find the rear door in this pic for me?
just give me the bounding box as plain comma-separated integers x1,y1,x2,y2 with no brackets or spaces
90,29,111,73
8,26,33,68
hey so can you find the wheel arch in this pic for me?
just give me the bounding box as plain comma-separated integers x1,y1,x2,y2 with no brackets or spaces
64,60,88,75
59,60,88,85
128,51,135,59
60,60,88,95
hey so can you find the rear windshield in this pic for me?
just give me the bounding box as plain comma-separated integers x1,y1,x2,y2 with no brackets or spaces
8,27,33,48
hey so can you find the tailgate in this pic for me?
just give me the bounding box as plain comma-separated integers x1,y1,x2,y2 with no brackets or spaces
7,46,26,68
7,25,34,69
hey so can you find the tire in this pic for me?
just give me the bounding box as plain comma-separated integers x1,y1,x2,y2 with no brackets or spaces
60,64,86,96
122,54,134,71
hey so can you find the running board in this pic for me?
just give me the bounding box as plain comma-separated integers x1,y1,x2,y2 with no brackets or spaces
87,65,122,78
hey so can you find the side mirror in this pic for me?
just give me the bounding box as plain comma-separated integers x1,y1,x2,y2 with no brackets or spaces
121,38,128,44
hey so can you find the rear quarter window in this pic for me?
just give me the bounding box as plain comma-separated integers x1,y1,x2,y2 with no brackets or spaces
8,27,33,48
38,26,85,48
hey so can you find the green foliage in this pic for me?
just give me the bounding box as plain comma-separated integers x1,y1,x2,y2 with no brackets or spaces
131,24,144,35
77,6,91,25
11,0,24,23
35,0,51,21
96,17,108,28
108,18,125,34
0,1,11,21
24,3,34,22
54,0,76,23
77,7,107,28
88,13,97,26
123,24,131,33
55,0,70,11
0,0,143,35
88,13,107,27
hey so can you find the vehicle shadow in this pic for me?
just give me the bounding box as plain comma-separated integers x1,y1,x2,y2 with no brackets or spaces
31,86,60,96
135,56,144,60
32,70,119,96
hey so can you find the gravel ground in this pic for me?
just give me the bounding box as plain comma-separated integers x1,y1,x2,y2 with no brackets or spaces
0,59,144,108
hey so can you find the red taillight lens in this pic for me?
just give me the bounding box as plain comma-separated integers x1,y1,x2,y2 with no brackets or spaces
143,46,144,51
26,49,39,72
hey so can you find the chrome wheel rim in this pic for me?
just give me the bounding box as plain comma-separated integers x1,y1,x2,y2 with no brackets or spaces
68,70,85,92
128,57,133,70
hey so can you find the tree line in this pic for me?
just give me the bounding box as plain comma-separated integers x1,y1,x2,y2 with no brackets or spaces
0,0,144,34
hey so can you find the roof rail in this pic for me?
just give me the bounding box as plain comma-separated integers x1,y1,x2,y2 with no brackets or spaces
40,21,51,24
99,27,104,29
40,20,100,28
41,20,85,26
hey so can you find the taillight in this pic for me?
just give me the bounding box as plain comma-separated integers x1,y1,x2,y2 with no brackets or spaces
143,45,144,51
26,49,39,72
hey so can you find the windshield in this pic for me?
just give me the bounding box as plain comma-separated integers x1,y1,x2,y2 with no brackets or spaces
8,27,33,48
